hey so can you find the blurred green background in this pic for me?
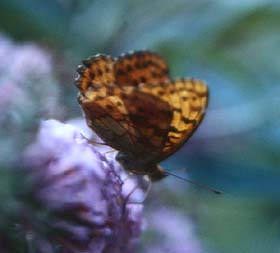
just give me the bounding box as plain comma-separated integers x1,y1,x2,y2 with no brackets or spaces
1,0,280,252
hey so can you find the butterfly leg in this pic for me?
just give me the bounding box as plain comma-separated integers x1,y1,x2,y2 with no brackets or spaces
122,175,151,204
80,133,108,146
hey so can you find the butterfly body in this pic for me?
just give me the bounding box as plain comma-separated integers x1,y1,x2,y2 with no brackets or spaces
116,151,167,181
76,50,208,181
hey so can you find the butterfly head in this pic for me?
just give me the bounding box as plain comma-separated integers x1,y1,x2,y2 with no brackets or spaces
116,151,167,181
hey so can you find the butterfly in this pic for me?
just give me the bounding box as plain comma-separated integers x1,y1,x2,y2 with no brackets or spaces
75,50,208,181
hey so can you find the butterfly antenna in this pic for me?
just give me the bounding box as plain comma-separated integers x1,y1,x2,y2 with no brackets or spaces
165,171,222,195
104,150,116,155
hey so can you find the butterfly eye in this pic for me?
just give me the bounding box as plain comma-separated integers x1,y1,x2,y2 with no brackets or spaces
115,152,134,172
115,152,127,164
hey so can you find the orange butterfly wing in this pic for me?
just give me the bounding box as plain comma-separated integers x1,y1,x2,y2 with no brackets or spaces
78,84,139,152
75,54,115,92
114,50,170,87
78,83,173,155
162,78,208,158
137,79,208,161
76,51,208,165
120,87,173,153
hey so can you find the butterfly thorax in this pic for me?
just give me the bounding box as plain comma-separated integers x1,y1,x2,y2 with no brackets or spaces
116,151,167,181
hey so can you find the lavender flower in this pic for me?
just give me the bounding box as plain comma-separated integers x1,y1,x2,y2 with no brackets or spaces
0,34,60,119
23,119,144,253
0,34,62,165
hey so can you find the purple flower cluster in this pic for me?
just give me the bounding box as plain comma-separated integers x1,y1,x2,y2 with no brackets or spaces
23,120,143,253
0,34,60,120
0,34,62,165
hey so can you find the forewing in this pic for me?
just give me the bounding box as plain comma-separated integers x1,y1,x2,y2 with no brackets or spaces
121,87,173,153
138,79,208,160
162,78,208,158
78,83,173,155
114,50,170,87
75,54,115,92
78,84,142,152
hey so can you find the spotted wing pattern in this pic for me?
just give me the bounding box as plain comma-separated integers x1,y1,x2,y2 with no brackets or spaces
76,50,208,166
162,79,208,158
78,83,173,155
114,51,170,87
76,54,115,92
137,78,208,160
121,87,172,151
